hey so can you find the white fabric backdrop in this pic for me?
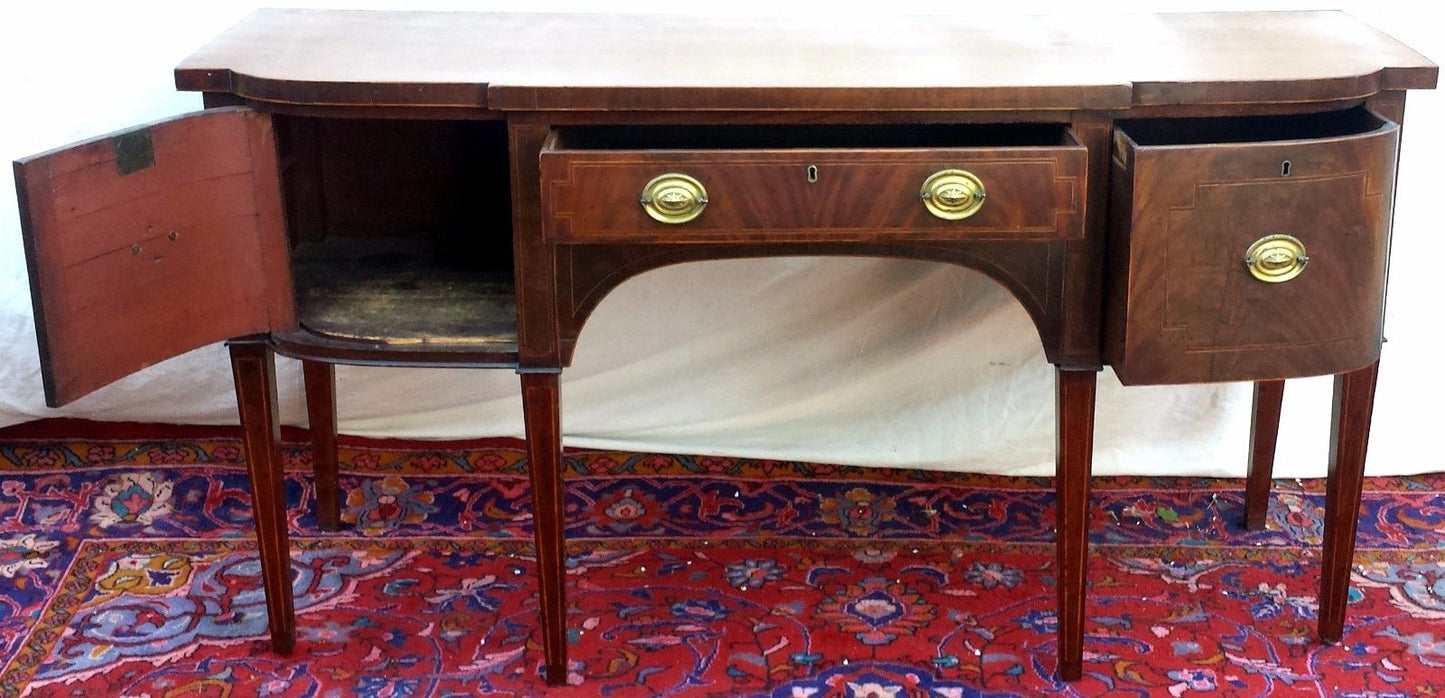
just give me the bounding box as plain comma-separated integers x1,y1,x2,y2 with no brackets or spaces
0,1,1440,477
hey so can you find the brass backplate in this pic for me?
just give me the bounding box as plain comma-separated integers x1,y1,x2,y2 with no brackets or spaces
1244,234,1308,283
920,169,986,220
640,173,708,224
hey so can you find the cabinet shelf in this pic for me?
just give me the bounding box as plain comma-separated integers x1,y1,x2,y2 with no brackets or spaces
288,237,517,362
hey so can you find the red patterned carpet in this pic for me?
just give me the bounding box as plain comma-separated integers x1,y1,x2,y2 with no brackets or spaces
1,425,1444,696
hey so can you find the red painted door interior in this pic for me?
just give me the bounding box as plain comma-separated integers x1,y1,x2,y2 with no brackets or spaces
13,107,293,405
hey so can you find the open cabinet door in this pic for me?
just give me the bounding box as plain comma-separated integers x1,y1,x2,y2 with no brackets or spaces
14,107,294,407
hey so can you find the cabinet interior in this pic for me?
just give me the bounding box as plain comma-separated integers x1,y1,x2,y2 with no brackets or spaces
550,122,1075,150
273,116,516,348
1118,106,1389,146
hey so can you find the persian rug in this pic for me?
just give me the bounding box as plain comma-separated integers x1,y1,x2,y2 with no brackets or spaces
0,424,1443,696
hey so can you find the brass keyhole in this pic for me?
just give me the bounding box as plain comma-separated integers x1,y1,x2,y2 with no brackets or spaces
807,165,819,183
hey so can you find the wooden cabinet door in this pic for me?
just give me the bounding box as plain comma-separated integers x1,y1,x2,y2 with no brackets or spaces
14,107,294,406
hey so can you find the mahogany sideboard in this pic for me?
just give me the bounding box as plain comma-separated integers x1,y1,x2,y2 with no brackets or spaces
12,10,1436,685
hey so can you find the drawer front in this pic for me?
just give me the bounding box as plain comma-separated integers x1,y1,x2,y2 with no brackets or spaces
1108,114,1400,385
540,142,1086,244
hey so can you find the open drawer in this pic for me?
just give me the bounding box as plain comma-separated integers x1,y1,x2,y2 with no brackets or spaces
539,123,1086,244
1105,107,1400,385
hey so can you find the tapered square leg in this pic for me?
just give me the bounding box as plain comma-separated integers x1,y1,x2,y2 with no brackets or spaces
1244,380,1285,530
1055,367,1096,682
1318,360,1379,643
228,337,296,655
521,371,568,685
303,360,342,531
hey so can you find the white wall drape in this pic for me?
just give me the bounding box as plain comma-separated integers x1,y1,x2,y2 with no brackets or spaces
0,1,1440,477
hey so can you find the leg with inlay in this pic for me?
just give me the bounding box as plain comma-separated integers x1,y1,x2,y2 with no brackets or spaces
1055,367,1097,681
1318,361,1379,642
303,360,341,531
1244,380,1285,530
522,370,568,684
229,337,296,654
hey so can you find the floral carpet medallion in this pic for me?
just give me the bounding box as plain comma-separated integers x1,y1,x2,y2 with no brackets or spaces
0,434,1442,695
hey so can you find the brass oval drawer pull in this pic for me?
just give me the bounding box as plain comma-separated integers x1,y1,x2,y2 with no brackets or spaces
1244,234,1309,283
640,173,708,224
920,169,986,220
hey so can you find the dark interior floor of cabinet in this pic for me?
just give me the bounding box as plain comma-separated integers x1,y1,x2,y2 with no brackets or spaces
292,238,516,348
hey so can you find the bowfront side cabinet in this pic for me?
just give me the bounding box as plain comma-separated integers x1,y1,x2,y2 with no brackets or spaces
12,9,1436,688
15,104,529,669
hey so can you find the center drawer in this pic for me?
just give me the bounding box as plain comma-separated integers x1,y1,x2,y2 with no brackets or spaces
539,124,1086,244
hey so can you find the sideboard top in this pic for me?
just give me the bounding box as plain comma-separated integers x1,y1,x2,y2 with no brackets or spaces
175,9,1437,112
